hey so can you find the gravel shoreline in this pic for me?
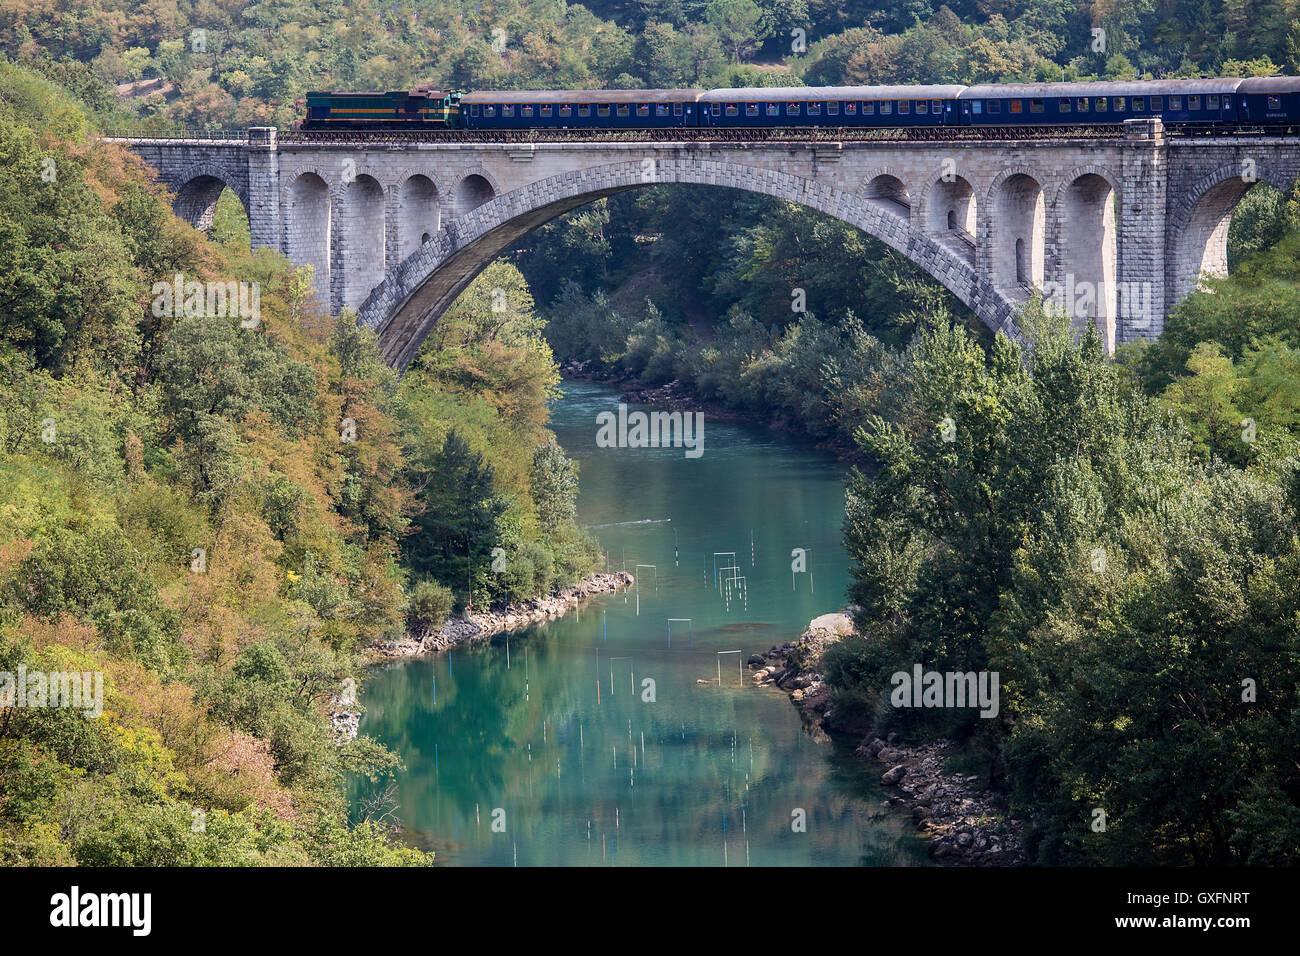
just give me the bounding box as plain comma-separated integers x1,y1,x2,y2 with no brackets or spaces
327,571,635,744
752,611,1026,865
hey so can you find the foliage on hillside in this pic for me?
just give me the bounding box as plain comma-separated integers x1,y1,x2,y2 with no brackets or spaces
827,264,1300,863
0,60,591,865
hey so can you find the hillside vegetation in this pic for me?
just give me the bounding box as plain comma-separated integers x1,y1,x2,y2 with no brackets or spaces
0,61,594,864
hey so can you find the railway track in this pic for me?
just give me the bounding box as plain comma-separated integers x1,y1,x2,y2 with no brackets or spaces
100,123,1299,145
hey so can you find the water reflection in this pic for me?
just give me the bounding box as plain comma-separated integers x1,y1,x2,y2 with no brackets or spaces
350,381,930,866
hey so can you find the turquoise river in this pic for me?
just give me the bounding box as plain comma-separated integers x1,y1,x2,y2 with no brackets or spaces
349,380,930,866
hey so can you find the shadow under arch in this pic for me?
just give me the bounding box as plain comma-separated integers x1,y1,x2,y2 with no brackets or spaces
171,163,251,235
359,159,1023,372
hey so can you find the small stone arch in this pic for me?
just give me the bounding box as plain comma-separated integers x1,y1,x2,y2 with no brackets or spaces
285,171,331,300
860,167,912,220
338,174,387,309
1167,161,1291,304
987,168,1047,294
171,163,249,233
454,172,497,217
398,174,440,262
920,168,978,260
1054,169,1121,350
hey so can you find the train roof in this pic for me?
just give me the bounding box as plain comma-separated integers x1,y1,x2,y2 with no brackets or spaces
960,78,1243,98
1238,76,1300,91
462,89,702,104
700,85,966,102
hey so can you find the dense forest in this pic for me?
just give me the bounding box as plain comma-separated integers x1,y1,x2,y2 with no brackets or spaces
0,59,595,863
1,0,1299,865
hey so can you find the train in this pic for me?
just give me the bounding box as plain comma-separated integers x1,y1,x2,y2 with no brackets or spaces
302,77,1300,132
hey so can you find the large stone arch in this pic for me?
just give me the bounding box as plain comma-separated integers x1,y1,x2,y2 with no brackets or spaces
171,163,249,232
1167,162,1291,305
359,159,1023,371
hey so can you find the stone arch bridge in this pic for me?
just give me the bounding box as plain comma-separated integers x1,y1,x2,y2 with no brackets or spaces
117,122,1300,371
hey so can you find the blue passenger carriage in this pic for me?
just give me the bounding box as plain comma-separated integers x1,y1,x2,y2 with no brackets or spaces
1237,76,1300,127
461,90,702,130
698,86,964,128
956,79,1242,127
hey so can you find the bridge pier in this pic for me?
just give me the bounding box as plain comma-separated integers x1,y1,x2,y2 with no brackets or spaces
1116,118,1168,345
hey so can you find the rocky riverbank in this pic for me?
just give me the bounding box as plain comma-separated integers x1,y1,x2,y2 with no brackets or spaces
363,570,635,663
751,610,1026,866
329,571,635,742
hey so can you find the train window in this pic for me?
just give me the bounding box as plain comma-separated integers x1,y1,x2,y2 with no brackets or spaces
1151,96,1163,109
862,101,874,114
725,104,738,116
638,104,650,116
987,99,1000,114
879,101,891,114
503,105,514,117
1269,94,1283,109
469,104,480,116
1095,97,1107,111
898,100,909,114
598,105,610,116
484,105,495,116
521,106,532,117
1058,98,1071,112
786,102,801,115
1076,97,1089,111
1169,96,1181,109
617,105,629,116
767,103,779,116
560,105,572,117
972,100,982,114
1114,97,1125,112
746,104,759,116
656,104,669,116
931,100,942,113
808,102,821,114
1188,95,1201,110
1133,97,1145,111
540,105,552,117
844,102,856,115
827,101,839,115
1030,98,1044,113
579,105,591,116
673,103,683,115
1206,94,1219,109
1008,99,1022,113
710,104,721,116
914,101,926,114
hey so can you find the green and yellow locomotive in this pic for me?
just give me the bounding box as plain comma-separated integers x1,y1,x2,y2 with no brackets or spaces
301,85,462,130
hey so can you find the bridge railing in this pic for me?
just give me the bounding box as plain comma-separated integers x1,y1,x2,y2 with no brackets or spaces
98,128,250,142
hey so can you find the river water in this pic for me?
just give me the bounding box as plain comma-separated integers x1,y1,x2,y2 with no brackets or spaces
350,380,930,865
